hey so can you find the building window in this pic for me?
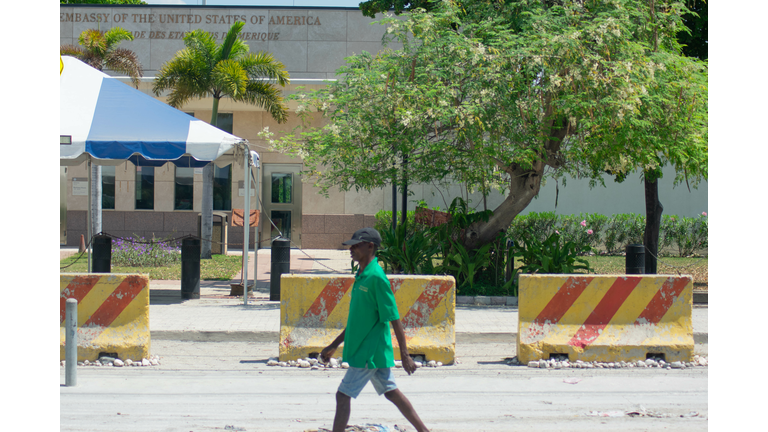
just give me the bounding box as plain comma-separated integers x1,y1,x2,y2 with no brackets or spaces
102,165,115,210
271,173,293,204
213,165,232,211
135,166,154,210
215,112,233,134
175,167,194,210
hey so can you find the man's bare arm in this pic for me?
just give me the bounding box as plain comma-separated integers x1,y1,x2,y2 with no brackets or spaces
320,329,345,363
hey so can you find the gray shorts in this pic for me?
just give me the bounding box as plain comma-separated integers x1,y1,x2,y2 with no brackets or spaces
338,366,398,399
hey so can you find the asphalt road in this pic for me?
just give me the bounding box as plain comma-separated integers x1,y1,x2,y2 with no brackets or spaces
60,340,708,432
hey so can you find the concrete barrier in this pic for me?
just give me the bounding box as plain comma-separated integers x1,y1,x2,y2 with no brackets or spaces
517,274,693,364
60,273,150,362
279,274,455,364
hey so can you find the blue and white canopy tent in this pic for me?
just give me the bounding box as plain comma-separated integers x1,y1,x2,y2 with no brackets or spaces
60,56,259,304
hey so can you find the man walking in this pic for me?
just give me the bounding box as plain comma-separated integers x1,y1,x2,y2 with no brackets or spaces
320,228,429,432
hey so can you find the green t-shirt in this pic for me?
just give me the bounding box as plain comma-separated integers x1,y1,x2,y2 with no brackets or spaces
342,257,400,369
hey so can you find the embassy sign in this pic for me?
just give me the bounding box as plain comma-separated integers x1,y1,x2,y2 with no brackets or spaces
60,11,324,41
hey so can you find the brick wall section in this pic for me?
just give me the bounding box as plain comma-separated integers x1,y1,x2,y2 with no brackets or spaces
67,211,371,250
66,211,256,249
301,214,376,249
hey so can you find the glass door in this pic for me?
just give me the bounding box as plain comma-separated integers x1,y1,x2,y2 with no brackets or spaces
262,164,302,248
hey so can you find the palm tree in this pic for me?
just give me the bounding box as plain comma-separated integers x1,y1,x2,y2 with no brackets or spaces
61,27,144,250
153,21,290,259
60,27,143,88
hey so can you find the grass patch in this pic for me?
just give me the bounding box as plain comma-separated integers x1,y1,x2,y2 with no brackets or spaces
60,253,243,281
583,255,708,289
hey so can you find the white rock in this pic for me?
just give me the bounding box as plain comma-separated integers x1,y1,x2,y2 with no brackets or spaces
428,360,437,368
299,361,311,368
113,359,124,367
699,358,708,366
528,361,539,368
310,366,319,370
436,362,443,367
142,359,151,367
124,359,132,366
341,362,350,369
94,361,102,366
330,358,339,367
658,360,666,367
539,359,547,368
645,359,656,366
309,358,318,366
636,360,645,367
395,361,403,368
562,361,570,368
267,360,278,366
150,359,159,366
670,361,683,369
414,361,423,368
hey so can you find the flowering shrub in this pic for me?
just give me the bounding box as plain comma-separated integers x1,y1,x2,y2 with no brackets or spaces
111,235,181,267
510,212,707,257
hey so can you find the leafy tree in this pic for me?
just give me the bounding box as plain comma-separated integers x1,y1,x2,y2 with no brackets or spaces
153,21,290,258
60,27,143,88
268,0,707,252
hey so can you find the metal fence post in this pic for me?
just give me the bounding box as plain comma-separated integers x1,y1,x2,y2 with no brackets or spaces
65,298,78,387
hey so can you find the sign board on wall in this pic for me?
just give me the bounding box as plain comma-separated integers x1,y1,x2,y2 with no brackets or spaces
72,178,88,196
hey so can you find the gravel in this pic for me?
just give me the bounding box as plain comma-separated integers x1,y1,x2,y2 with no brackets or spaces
521,355,708,369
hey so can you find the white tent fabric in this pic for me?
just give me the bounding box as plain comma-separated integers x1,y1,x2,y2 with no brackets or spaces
59,56,258,304
60,56,244,167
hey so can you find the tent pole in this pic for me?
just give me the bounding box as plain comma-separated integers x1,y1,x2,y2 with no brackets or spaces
243,145,250,306
87,155,92,273
254,159,259,301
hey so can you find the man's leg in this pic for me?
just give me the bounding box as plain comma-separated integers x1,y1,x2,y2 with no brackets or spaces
333,391,351,432
384,389,429,432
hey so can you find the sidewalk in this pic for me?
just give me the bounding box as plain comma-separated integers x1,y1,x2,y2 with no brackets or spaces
145,248,708,343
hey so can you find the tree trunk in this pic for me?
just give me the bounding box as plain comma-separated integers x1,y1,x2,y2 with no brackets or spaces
643,172,663,274
201,97,221,259
201,164,214,259
463,161,545,250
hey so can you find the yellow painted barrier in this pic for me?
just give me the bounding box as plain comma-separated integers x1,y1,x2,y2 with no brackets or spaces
280,274,455,364
60,273,150,362
517,274,693,364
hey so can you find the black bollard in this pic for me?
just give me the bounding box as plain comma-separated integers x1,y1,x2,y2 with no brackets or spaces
92,235,111,273
626,244,645,274
270,238,291,301
181,237,201,300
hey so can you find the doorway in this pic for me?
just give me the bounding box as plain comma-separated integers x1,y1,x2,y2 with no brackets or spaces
262,164,302,248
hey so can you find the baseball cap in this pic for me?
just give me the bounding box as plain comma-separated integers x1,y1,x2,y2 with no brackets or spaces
342,228,382,247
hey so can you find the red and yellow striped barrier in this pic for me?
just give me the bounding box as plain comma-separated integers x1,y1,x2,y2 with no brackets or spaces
60,273,150,362
517,274,693,363
280,274,455,364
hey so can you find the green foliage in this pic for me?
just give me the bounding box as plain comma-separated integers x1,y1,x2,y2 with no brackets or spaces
513,230,592,275
153,21,290,124
603,214,646,254
662,213,708,257
441,239,492,291
374,210,417,238
269,0,707,250
60,27,143,88
377,224,440,274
